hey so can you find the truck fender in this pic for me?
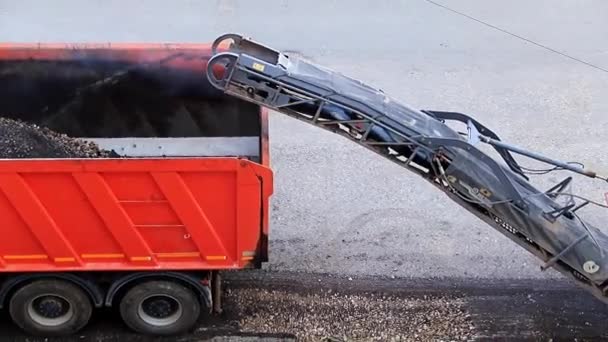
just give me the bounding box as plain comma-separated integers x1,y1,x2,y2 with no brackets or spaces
104,272,212,310
0,273,104,309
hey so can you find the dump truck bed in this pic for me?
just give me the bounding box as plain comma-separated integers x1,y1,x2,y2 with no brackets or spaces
0,158,272,272
0,42,273,273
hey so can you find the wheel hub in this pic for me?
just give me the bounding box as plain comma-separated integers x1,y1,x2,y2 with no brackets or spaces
137,295,183,326
27,294,74,327
142,296,179,318
34,296,69,318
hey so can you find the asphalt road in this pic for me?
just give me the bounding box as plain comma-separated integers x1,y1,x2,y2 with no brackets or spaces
1,0,608,339
2,0,607,280
2,272,608,341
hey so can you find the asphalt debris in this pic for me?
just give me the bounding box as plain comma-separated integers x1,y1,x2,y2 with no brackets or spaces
224,287,474,341
0,117,112,158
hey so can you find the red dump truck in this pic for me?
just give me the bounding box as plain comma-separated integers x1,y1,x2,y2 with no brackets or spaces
0,42,272,336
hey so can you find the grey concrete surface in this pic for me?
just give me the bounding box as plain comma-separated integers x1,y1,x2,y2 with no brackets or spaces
1,0,607,280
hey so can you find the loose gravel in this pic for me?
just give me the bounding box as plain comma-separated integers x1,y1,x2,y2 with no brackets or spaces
224,287,475,341
0,117,111,158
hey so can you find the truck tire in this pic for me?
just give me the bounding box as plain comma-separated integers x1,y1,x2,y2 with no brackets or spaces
9,279,92,336
119,280,201,335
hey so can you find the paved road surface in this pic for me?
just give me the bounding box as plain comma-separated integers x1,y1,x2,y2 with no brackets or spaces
1,0,607,280
2,272,608,341
1,0,607,339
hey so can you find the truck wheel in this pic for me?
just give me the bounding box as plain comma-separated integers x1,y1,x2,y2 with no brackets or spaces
9,279,92,336
119,280,200,335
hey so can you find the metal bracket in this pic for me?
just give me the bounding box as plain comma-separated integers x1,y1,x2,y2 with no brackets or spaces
546,177,573,195
543,204,575,223
541,234,588,271
423,110,528,180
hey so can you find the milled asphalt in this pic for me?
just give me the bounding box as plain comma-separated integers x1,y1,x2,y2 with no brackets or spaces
1,0,607,304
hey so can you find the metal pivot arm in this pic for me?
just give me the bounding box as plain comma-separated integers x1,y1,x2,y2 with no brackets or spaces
479,135,602,179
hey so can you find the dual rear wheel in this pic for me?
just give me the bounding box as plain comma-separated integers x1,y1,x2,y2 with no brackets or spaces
9,280,91,336
8,279,202,336
119,280,201,335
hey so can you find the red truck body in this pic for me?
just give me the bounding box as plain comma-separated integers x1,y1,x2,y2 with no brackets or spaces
0,158,272,272
0,42,273,336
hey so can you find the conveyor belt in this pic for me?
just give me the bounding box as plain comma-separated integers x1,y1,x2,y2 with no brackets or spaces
206,33,608,305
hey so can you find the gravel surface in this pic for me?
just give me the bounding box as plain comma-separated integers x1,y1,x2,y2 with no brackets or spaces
224,287,474,341
0,117,111,158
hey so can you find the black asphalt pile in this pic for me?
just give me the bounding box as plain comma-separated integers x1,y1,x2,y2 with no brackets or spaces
224,287,475,341
0,117,111,158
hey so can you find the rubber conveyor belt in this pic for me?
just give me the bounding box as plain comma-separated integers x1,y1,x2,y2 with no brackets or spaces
206,33,608,305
